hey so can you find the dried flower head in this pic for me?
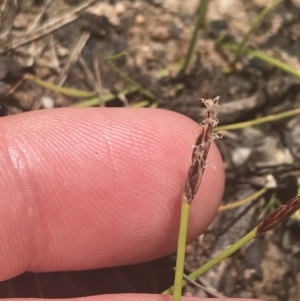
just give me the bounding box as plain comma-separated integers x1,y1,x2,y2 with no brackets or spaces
183,97,224,204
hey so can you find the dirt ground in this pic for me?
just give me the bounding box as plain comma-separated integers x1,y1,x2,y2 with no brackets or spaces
0,0,300,300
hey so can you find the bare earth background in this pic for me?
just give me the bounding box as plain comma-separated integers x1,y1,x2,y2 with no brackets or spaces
0,0,300,300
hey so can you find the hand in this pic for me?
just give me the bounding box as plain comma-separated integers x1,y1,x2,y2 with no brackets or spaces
0,108,261,301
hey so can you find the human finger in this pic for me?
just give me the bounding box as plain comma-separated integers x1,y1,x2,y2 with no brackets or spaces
0,108,224,281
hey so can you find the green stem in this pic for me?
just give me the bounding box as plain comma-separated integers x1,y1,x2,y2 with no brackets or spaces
247,49,300,78
182,0,210,74
105,53,155,99
198,0,210,29
219,187,267,211
26,74,96,98
163,229,257,294
72,96,114,107
221,43,300,79
233,0,278,64
214,107,300,132
172,200,190,301
130,100,150,107
258,193,280,220
72,86,138,107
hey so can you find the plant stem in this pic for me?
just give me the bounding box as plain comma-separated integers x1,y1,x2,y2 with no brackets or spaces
221,43,300,79
130,100,150,107
163,194,300,295
258,193,281,220
247,49,300,79
163,229,257,295
25,74,96,98
197,0,210,29
182,0,210,74
219,187,267,211
72,86,138,107
105,53,155,99
214,107,300,132
233,0,278,64
169,98,221,299
172,199,190,301
186,230,256,282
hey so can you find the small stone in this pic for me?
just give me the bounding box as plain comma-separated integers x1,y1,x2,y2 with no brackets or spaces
149,25,170,42
41,96,54,109
115,2,125,15
135,14,145,24
232,147,252,166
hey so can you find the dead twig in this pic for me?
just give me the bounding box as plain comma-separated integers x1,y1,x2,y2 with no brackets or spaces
54,32,90,87
26,0,54,34
182,274,226,298
79,56,98,90
0,0,95,53
93,55,104,107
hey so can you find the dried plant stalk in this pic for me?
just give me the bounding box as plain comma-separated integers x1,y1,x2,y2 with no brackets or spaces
256,195,300,234
183,97,223,204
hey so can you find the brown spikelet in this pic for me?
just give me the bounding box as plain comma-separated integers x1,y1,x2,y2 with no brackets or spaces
183,97,224,204
256,195,300,234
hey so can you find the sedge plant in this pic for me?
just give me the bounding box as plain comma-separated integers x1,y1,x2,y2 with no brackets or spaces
165,189,300,295
167,98,300,300
170,97,223,301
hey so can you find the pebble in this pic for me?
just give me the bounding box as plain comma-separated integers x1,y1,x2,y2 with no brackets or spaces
231,147,252,166
115,2,125,15
41,96,54,109
149,25,170,41
135,15,145,24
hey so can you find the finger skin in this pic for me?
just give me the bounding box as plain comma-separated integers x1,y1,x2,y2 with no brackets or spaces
0,294,264,301
0,108,224,281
